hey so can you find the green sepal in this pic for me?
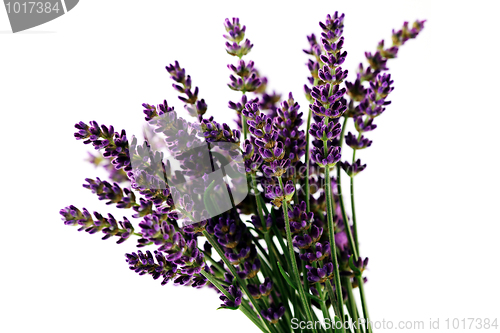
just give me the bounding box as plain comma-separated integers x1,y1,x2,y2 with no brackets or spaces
217,306,240,311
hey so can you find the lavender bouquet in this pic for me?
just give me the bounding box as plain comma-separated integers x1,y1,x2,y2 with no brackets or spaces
61,13,425,333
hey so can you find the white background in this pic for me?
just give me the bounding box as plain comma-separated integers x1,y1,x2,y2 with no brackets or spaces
1,1,499,332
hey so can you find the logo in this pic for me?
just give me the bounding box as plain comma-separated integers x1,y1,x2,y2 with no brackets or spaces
3,0,79,33
129,110,249,226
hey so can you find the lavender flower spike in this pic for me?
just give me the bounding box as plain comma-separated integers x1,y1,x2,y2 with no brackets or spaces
60,14,426,333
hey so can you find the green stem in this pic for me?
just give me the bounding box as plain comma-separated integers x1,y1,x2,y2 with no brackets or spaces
313,262,333,333
260,254,293,327
202,230,275,333
201,270,267,332
242,115,248,140
337,169,358,260
350,175,359,252
357,276,372,333
278,177,317,333
270,221,292,272
252,234,272,263
322,134,346,332
304,110,313,214
338,116,348,147
250,173,293,321
344,277,362,333
345,147,372,333
241,303,269,333
325,280,339,318
202,250,225,274
301,252,311,308
251,173,268,233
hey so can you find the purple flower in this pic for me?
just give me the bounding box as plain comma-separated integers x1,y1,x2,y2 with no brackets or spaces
220,285,243,308
320,12,344,33
228,72,261,93
166,61,207,118
306,262,335,283
261,305,285,324
229,94,259,115
377,40,399,59
125,250,180,286
309,118,341,142
292,225,323,249
224,18,254,59
228,60,256,78
223,18,246,43
365,51,388,71
265,180,295,208
370,73,395,101
243,139,263,173
60,206,135,244
275,93,306,163
299,241,331,263
345,132,372,150
322,36,345,54
237,258,261,279
354,116,377,133
251,214,273,231
335,230,349,253
392,20,426,47
310,145,341,167
319,57,348,77
83,177,136,208
250,116,277,145
340,159,367,177
74,121,132,172
349,256,369,275
288,201,314,234
310,85,347,119
200,117,241,143
247,277,273,299
345,79,367,102
262,158,291,178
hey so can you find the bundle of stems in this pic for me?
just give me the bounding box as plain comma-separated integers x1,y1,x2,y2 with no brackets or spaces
61,13,425,333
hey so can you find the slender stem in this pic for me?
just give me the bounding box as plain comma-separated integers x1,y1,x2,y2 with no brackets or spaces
252,234,271,263
313,261,333,333
321,125,346,332
201,270,267,332
260,252,293,327
304,108,313,212
357,276,372,333
350,175,359,252
201,269,234,299
337,168,359,259
345,145,373,333
278,177,317,333
344,277,362,333
301,251,311,309
202,230,275,333
250,173,293,321
338,116,348,148
241,306,268,333
202,250,225,274
270,221,292,271
242,115,248,140
251,173,267,232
